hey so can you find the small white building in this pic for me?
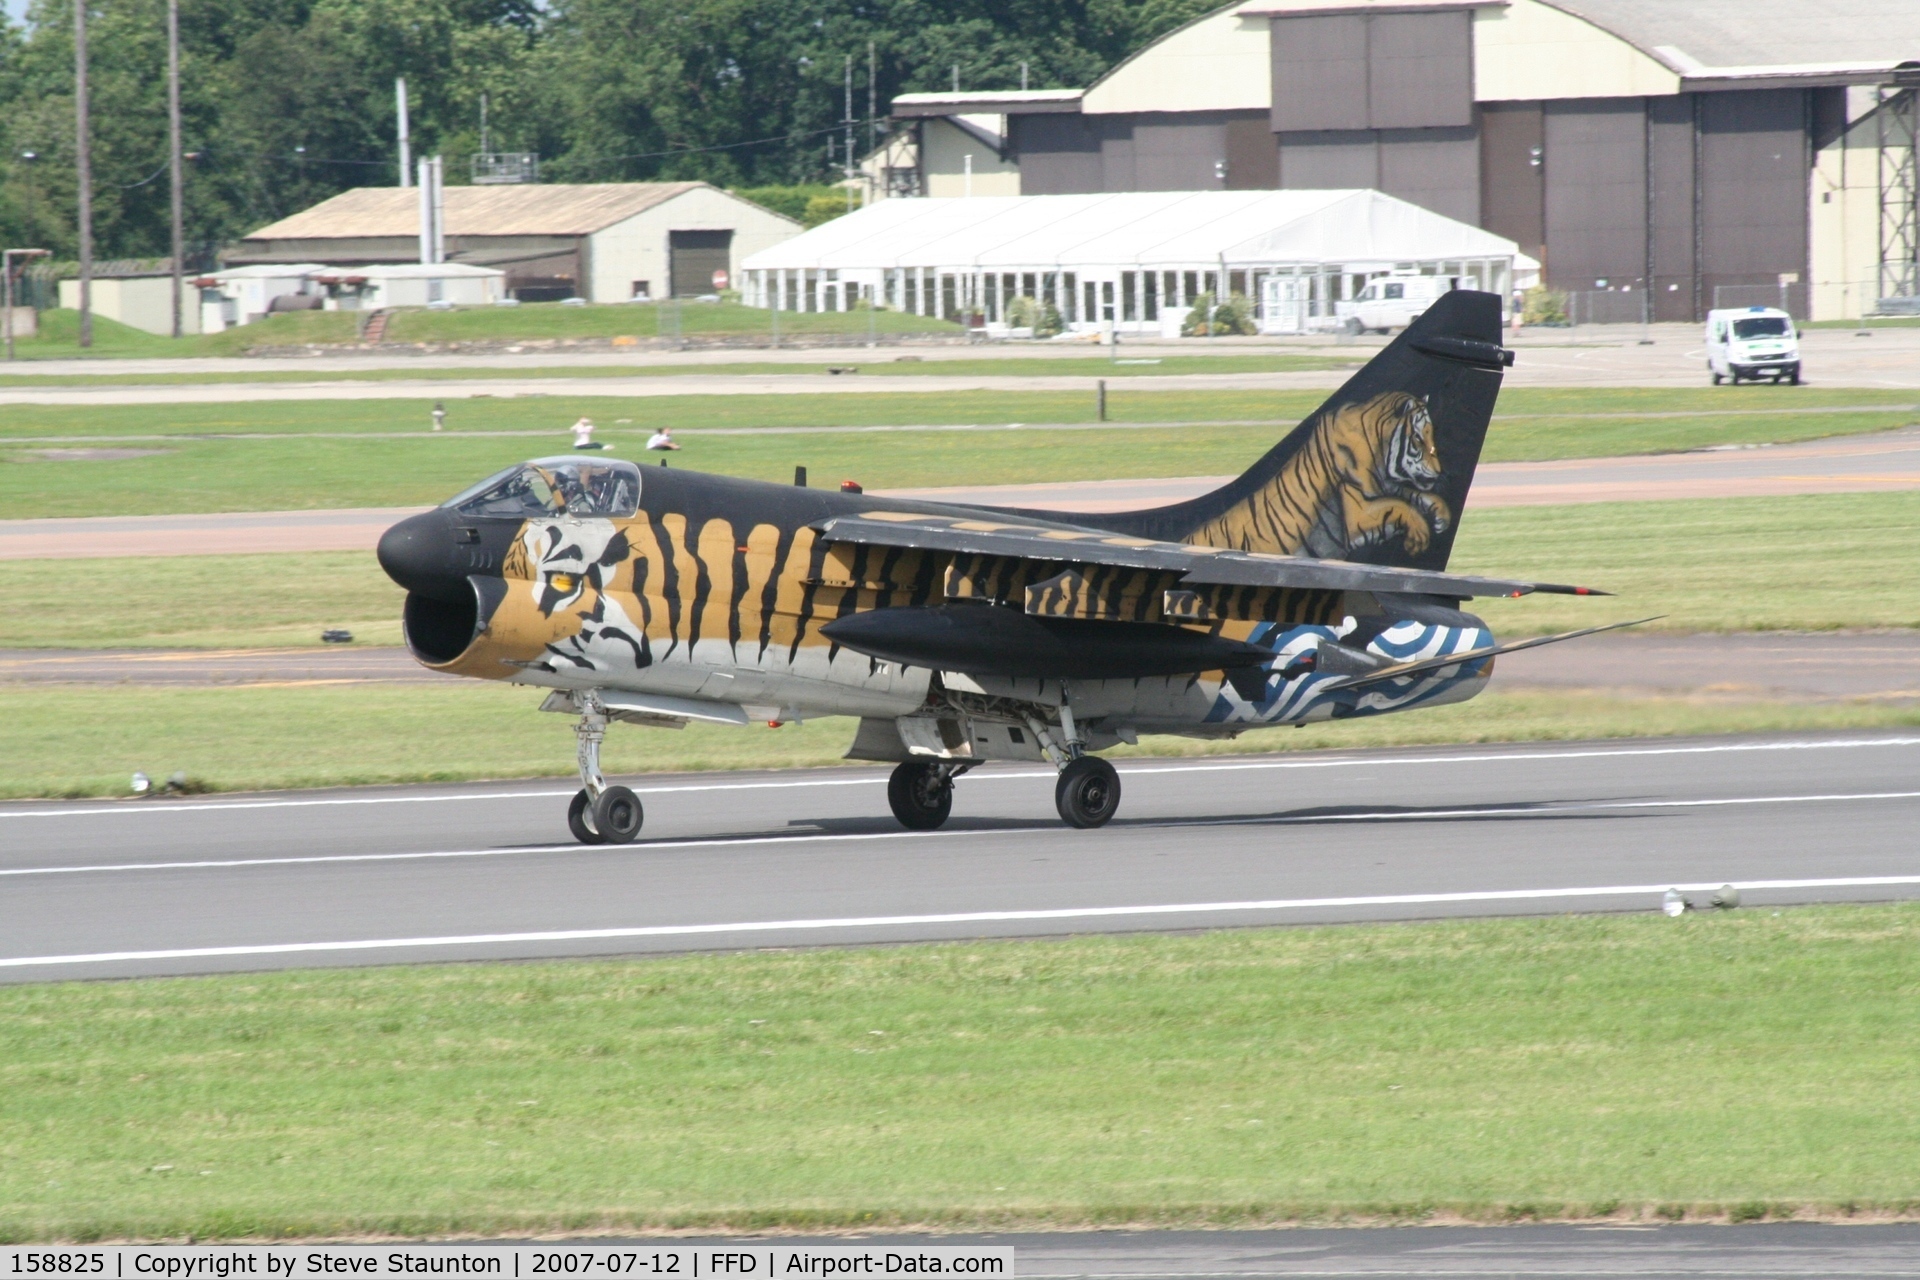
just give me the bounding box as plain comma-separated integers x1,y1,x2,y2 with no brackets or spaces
57,261,202,335
190,264,327,333
233,183,803,303
741,188,1525,334
312,263,506,311
192,262,509,331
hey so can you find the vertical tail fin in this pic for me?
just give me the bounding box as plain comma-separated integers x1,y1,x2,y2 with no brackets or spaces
1088,289,1510,571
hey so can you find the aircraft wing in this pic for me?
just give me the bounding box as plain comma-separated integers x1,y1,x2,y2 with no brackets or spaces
812,512,1607,600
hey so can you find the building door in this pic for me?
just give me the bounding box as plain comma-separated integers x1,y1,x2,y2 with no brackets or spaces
669,230,734,297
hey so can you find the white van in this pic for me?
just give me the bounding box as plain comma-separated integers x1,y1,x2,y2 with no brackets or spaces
1705,307,1800,385
1341,275,1454,334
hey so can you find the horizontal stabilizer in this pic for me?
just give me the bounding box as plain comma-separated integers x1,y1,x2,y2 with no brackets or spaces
1320,616,1663,691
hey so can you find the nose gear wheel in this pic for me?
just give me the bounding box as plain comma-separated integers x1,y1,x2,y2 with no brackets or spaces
564,692,641,843
593,784,644,843
567,788,605,845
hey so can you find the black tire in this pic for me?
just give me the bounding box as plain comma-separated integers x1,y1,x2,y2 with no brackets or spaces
1711,370,1723,385
592,784,644,843
567,788,605,845
1055,756,1122,829
1788,369,1801,386
1343,317,1363,336
887,760,953,830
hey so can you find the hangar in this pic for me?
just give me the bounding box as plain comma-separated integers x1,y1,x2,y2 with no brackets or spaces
232,183,802,303
883,0,1920,320
740,188,1525,334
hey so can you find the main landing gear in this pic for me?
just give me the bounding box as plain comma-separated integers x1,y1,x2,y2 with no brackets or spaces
1029,691,1121,830
567,693,643,845
884,690,1124,832
888,760,962,830
1055,756,1121,828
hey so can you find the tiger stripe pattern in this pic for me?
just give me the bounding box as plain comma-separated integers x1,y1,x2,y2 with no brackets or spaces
1182,390,1451,559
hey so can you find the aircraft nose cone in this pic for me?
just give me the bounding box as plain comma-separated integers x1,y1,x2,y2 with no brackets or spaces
378,510,468,602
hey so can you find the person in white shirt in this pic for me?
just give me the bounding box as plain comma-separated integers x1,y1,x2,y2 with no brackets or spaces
570,417,599,450
645,426,681,451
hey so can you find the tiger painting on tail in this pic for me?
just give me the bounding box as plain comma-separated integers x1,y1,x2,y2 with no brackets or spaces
1181,391,1450,559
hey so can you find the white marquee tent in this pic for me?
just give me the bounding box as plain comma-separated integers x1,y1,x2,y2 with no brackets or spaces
740,189,1529,334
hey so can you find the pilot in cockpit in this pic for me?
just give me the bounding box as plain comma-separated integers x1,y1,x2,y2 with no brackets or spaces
444,457,642,521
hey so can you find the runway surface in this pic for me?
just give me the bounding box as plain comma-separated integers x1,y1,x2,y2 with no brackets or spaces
4,732,1917,984
5,427,1916,559
7,631,1917,700
581,1225,1920,1278
2,325,1918,400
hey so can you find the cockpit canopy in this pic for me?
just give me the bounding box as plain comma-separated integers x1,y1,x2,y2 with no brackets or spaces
442,456,642,520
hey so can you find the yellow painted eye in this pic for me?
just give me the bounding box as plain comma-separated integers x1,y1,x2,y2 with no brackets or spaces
549,573,576,594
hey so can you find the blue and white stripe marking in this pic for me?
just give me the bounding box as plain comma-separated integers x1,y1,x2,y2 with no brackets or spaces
1206,619,1495,725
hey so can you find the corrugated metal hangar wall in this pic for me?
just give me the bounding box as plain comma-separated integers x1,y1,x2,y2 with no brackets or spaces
1006,8,1824,319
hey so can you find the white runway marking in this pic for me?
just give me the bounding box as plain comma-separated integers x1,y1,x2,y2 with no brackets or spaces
7,874,1920,970
3,735,1917,820
5,790,1917,878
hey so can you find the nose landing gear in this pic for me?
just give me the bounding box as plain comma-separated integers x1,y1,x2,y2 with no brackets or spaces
567,693,643,844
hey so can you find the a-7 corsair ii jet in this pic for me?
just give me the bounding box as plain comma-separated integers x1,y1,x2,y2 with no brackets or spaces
379,291,1639,843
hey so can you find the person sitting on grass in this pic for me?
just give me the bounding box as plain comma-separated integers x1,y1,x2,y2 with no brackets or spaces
570,417,604,450
646,426,681,452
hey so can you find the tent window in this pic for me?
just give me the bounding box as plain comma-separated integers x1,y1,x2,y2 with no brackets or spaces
1121,272,1138,322
941,274,958,320
1182,272,1199,302
1143,272,1159,321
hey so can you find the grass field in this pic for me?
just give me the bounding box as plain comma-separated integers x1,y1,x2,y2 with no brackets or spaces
6,904,1920,1239
3,389,1914,519
0,303,966,360
0,552,403,649
0,352,1365,388
4,492,1911,654
1456,492,1920,635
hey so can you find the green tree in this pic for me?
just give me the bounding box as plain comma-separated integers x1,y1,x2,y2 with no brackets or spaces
0,0,1232,258
0,0,540,258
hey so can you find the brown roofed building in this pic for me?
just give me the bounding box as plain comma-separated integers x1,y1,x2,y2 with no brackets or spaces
234,182,803,302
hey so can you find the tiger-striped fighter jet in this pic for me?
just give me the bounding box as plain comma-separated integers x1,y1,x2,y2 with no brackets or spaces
379,290,1635,843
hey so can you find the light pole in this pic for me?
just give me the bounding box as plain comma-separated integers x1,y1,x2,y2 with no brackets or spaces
17,151,39,240
5,248,52,361
167,0,184,338
75,0,93,349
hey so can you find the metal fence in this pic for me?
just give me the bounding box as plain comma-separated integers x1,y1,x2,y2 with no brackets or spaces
1712,283,1810,317
1564,289,1650,327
